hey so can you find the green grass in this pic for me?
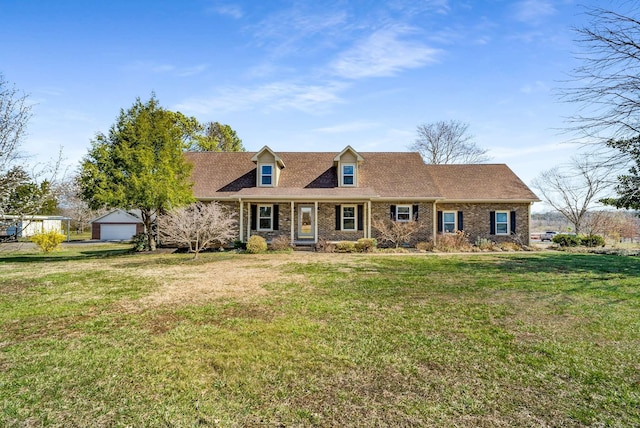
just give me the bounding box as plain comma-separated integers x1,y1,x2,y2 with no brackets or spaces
1,248,639,426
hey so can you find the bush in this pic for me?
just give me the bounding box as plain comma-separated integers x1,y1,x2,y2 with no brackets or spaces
436,231,471,252
30,230,66,253
581,234,605,247
552,234,581,247
498,242,522,252
315,239,335,253
335,241,356,253
415,241,434,252
474,237,496,251
132,233,151,252
269,235,293,251
233,240,246,250
355,238,377,253
246,235,267,254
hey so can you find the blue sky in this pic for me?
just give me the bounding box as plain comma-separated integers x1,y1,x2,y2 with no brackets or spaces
1,0,603,193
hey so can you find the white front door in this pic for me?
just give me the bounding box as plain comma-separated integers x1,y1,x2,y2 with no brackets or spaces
298,205,314,240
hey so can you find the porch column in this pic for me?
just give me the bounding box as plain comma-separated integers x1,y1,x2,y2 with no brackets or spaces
239,199,244,242
290,201,295,245
367,201,372,239
433,201,437,243
314,201,318,244
246,202,251,241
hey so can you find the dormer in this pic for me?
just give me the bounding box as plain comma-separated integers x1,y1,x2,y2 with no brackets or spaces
251,146,285,187
334,146,363,187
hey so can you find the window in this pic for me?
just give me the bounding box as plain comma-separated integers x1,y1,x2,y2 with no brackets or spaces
260,164,273,186
342,205,356,230
342,164,355,186
258,205,273,230
443,212,456,233
396,205,411,222
495,211,509,235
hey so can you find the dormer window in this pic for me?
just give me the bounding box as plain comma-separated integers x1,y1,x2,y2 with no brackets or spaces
334,146,363,188
342,164,355,186
252,146,285,187
260,164,274,186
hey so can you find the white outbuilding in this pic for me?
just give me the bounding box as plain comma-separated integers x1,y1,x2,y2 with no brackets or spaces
90,209,144,241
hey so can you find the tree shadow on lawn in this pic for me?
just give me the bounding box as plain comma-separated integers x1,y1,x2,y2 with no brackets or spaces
0,248,132,264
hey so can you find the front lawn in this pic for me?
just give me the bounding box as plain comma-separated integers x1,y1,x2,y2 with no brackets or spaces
1,248,638,426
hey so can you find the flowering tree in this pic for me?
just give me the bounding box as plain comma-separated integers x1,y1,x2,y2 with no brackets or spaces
158,202,237,258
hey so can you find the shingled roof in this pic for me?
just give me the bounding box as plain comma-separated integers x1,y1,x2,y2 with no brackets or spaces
426,164,540,201
184,151,442,200
184,151,539,202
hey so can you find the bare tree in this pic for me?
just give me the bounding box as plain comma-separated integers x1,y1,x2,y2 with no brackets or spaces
158,202,238,258
1,74,32,215
531,154,616,234
560,5,640,143
410,120,489,164
372,219,420,248
55,177,107,233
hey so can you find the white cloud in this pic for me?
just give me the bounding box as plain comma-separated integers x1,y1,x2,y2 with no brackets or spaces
331,26,441,79
210,3,243,19
312,121,379,134
520,80,549,94
124,61,207,77
175,81,348,115
513,0,556,23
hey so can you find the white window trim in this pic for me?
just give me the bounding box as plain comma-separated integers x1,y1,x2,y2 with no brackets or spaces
495,211,509,235
443,211,457,233
396,205,412,222
258,204,273,231
341,163,356,187
259,163,274,187
342,204,357,231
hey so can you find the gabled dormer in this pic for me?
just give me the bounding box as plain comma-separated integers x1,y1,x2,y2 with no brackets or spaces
251,146,285,187
334,146,363,187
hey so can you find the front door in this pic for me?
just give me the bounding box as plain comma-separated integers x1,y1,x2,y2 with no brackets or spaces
298,205,314,240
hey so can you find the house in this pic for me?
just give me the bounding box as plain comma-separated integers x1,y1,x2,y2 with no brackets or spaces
184,146,540,247
90,209,144,241
0,215,70,240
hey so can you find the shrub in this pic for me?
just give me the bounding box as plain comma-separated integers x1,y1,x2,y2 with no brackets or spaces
269,235,293,251
233,240,246,250
30,230,66,253
335,241,356,253
498,242,522,252
246,235,267,254
474,237,496,251
581,234,605,247
415,241,434,252
315,239,335,253
436,231,471,252
552,234,580,247
132,233,151,252
355,238,377,253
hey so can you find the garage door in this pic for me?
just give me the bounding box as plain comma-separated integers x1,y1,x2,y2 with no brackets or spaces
100,224,137,241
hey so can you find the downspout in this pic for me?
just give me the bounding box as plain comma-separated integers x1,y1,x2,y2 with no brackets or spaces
246,202,251,241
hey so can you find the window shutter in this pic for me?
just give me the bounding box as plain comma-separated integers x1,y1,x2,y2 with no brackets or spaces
251,204,257,230
335,205,341,230
490,211,496,235
437,211,443,233
412,204,419,221
273,205,279,230
510,211,516,234
457,211,464,231
390,205,396,221
357,205,364,231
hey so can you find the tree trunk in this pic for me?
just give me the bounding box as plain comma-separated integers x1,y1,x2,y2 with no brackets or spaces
141,209,157,251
